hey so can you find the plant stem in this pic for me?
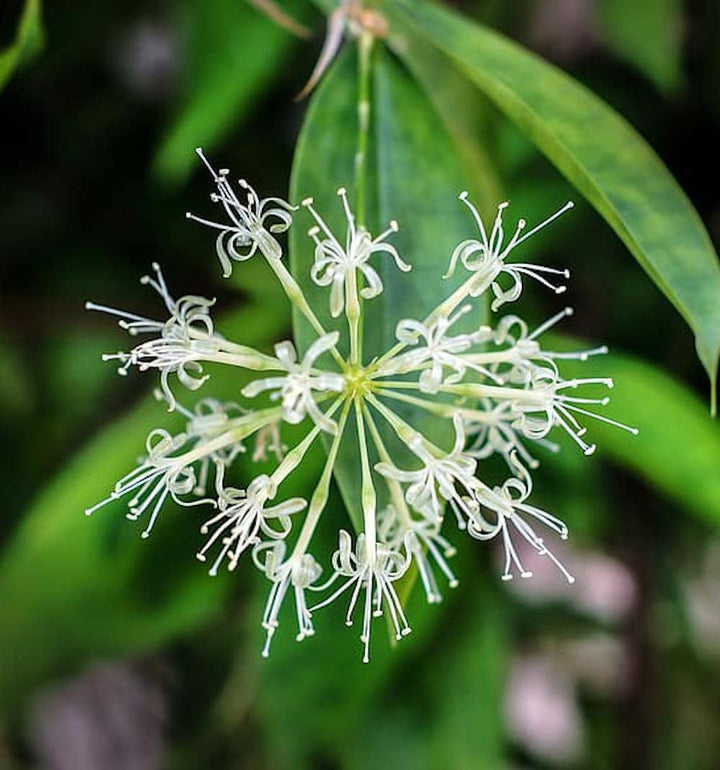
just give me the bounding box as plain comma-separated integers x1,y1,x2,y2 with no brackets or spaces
291,399,351,557
355,31,373,230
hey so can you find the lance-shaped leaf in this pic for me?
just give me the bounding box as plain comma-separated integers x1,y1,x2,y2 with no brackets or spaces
550,336,720,529
290,47,479,528
387,0,720,407
153,0,306,185
0,0,43,92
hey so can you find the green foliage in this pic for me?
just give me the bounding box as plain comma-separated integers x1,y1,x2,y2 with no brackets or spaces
596,0,684,94
4,0,720,765
153,0,308,185
554,335,720,529
0,397,226,713
0,0,43,92
388,0,720,401
0,261,288,714
256,548,505,767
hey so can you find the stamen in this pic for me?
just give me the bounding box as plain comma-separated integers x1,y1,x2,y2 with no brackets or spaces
185,212,230,231
195,147,220,181
458,190,489,245
514,201,574,247
337,187,355,236
529,307,574,340
563,403,639,435
301,195,341,246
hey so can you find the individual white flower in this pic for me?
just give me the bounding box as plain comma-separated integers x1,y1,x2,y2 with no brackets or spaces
86,263,276,410
302,187,410,317
85,429,209,538
186,148,295,274
465,399,556,473
311,530,411,663
85,398,251,537
375,413,478,524
380,304,497,392
86,263,219,410
506,364,640,456
253,540,325,657
444,193,574,310
241,332,345,433
456,308,622,461
378,506,459,605
196,468,306,576
406,521,459,603
177,397,246,494
487,309,608,386
469,454,574,583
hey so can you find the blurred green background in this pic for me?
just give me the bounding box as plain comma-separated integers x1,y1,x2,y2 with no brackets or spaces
2,0,720,767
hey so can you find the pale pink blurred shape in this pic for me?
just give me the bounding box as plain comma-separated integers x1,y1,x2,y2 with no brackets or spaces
501,539,637,622
572,553,637,622
28,660,166,770
528,0,597,61
684,541,720,655
112,19,179,100
562,634,632,698
505,654,584,764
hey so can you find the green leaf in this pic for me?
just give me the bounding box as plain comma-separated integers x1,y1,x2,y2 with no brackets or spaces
290,50,360,526
380,16,503,213
290,45,481,529
256,555,456,767
0,261,288,714
388,0,720,404
596,0,683,94
333,577,507,769
551,336,720,528
424,586,508,769
152,0,304,185
0,402,227,714
0,0,43,92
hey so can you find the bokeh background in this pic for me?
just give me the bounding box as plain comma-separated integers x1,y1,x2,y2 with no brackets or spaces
2,0,720,767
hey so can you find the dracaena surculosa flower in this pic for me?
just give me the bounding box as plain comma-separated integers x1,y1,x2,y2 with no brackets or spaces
86,150,636,661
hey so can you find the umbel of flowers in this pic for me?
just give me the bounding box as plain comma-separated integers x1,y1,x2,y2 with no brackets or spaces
86,149,636,662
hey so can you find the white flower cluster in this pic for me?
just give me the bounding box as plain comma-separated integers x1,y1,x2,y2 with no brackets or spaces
87,148,636,662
